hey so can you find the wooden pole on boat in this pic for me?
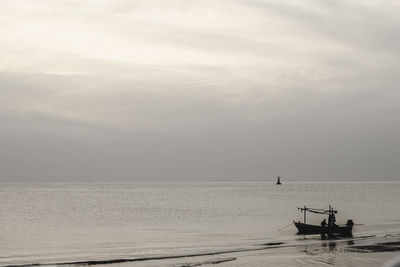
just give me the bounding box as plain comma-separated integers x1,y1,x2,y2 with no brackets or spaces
304,205,306,224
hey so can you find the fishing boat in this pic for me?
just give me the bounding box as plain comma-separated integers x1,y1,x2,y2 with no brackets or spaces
294,206,354,237
276,176,282,185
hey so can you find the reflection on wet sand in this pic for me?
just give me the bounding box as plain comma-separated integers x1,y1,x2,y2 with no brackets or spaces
299,233,400,257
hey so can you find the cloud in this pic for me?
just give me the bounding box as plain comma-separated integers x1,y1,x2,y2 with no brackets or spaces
0,0,399,181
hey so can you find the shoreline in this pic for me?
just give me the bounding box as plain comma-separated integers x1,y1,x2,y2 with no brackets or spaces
4,234,400,267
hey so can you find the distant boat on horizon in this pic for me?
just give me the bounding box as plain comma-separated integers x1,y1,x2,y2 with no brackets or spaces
276,176,282,185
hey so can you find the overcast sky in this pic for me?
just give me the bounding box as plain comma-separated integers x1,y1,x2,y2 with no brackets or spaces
1,0,399,182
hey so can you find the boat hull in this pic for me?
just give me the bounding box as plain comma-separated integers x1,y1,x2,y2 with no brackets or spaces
294,221,353,237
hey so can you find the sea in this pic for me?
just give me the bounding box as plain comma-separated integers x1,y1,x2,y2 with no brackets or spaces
1,182,400,267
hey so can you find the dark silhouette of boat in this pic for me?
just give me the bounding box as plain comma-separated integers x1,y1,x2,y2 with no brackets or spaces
294,206,354,237
276,176,282,185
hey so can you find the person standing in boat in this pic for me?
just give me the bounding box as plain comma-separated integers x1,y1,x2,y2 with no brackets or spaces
332,212,336,225
328,210,336,226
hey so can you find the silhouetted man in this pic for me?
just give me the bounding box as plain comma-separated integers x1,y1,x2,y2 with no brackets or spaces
321,219,327,234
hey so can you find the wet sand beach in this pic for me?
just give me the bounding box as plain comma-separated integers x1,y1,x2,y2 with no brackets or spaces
5,233,400,267
109,234,400,267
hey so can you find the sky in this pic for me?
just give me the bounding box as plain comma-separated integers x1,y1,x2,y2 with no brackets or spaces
1,0,399,181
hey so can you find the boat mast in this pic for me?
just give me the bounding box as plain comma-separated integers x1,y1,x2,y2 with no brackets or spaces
304,205,306,224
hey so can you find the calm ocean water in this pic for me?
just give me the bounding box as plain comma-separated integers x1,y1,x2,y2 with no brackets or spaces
1,182,399,266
